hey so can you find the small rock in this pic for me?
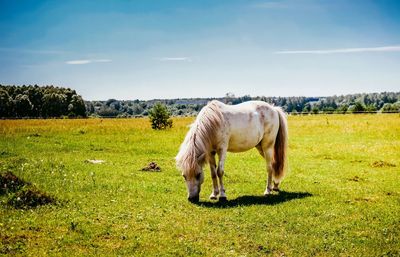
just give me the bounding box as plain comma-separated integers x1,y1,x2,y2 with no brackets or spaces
85,159,105,164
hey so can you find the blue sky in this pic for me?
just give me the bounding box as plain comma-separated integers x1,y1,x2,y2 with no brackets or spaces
1,0,399,100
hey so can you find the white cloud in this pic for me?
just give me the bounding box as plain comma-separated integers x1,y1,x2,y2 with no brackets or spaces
66,60,91,65
274,45,400,54
65,59,112,65
158,57,192,62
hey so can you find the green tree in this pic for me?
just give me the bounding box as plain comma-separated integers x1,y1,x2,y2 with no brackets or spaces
336,104,348,114
42,93,67,117
365,104,377,113
322,107,335,114
14,94,33,117
0,89,13,117
302,103,311,113
97,106,119,117
381,102,400,113
132,104,144,115
348,102,366,113
311,106,319,114
24,85,43,116
148,102,173,130
68,95,86,117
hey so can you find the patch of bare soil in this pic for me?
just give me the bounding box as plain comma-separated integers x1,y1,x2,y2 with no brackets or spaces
7,186,56,209
1,172,56,209
348,176,365,182
0,172,29,195
141,162,161,172
371,160,396,168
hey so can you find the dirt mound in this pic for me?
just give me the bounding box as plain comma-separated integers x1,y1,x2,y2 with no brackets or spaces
348,176,365,182
1,172,56,209
7,186,56,209
371,160,396,168
0,172,29,195
141,162,161,172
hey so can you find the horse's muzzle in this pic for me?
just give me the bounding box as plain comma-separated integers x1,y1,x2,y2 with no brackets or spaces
188,195,200,203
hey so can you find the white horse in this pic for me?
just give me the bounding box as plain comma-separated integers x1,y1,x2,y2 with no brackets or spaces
176,100,288,202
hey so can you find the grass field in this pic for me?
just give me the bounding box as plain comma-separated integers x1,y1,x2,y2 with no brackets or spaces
0,115,399,256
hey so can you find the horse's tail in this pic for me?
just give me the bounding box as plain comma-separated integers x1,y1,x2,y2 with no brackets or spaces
272,107,288,183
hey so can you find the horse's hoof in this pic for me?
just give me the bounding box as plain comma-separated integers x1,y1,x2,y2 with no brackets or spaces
273,188,280,192
218,196,227,202
210,195,218,200
188,196,200,203
264,189,272,196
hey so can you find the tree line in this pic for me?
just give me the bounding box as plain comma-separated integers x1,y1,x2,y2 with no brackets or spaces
1,85,398,118
0,85,86,118
86,91,399,117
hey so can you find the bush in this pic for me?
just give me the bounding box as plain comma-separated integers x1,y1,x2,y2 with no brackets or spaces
148,102,173,130
348,102,366,113
335,105,348,114
311,106,319,114
381,102,400,113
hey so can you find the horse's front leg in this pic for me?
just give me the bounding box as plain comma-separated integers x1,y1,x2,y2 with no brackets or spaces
217,149,227,200
209,153,219,200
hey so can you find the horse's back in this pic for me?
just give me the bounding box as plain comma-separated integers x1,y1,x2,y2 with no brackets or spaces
221,101,278,127
217,101,279,152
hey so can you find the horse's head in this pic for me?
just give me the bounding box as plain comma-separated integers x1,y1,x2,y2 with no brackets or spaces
182,162,204,202
175,118,210,202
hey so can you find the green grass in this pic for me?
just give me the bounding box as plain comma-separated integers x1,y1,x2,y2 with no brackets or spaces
0,115,399,256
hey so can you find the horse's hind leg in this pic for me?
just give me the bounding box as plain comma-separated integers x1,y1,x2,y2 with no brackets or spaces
209,152,219,200
273,182,280,192
264,148,273,195
256,144,274,195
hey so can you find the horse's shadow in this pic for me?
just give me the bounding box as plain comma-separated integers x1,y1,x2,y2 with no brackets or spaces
195,191,312,208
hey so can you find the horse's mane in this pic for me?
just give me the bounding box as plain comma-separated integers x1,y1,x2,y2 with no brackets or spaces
175,100,223,177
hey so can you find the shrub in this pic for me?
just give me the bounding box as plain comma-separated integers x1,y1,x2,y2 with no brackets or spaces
311,106,319,114
335,105,348,114
148,102,173,130
348,102,366,113
381,102,400,113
